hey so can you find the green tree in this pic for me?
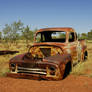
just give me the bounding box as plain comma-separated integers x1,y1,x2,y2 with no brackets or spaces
78,33,81,39
3,20,23,43
33,28,38,37
87,30,92,40
22,25,34,44
81,33,87,39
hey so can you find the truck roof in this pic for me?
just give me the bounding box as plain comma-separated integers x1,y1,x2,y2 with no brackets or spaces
36,27,75,33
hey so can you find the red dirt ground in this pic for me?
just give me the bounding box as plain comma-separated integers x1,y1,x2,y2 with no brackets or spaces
0,75,92,92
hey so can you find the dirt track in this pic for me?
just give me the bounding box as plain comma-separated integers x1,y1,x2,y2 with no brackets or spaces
0,75,92,92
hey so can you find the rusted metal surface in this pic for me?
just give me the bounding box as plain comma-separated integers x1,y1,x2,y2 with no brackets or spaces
35,27,75,34
0,50,19,55
29,45,63,58
7,27,88,80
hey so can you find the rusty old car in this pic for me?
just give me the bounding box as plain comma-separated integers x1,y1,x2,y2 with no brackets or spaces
7,27,88,80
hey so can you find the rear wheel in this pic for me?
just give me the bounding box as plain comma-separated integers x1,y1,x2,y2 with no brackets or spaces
84,51,88,61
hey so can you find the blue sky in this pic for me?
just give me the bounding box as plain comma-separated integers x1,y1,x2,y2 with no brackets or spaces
0,0,92,33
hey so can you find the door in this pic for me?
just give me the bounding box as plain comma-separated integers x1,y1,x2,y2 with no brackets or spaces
68,32,78,65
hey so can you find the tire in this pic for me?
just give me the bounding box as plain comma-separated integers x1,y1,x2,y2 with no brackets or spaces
63,62,72,79
84,51,88,61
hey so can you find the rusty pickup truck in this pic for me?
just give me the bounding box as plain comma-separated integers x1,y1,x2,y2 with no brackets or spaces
7,27,88,80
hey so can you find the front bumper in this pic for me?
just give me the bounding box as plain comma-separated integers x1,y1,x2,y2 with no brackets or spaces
8,62,63,80
7,72,61,80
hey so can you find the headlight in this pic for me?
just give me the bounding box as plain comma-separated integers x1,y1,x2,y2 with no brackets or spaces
49,66,56,75
10,63,16,72
49,66,56,71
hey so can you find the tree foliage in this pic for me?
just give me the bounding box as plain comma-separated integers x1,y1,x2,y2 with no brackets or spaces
3,20,23,43
78,30,92,40
87,30,92,40
81,33,88,39
21,25,34,43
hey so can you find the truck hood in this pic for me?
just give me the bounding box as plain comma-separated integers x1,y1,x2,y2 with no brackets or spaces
9,53,71,66
9,53,60,69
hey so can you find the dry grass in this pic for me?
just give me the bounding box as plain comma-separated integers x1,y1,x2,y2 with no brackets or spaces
0,42,32,76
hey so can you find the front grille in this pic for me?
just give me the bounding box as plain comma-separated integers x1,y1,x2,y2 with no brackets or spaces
18,63,38,68
17,66,47,75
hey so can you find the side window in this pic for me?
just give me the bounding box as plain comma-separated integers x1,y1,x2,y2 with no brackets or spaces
36,33,46,42
36,33,41,42
69,32,75,42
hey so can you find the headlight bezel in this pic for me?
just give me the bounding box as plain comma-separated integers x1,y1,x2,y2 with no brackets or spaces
10,63,16,72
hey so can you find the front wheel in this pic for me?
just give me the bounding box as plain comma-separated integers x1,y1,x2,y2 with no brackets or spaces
63,62,72,79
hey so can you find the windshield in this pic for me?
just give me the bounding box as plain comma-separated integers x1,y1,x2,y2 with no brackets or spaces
35,31,66,43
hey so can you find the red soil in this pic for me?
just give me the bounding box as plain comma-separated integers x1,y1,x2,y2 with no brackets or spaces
0,75,92,92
